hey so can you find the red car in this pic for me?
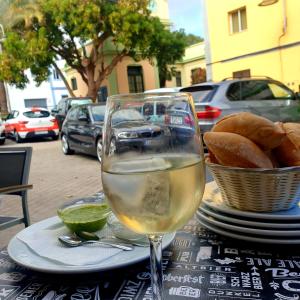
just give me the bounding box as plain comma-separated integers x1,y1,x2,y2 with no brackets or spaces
4,107,59,142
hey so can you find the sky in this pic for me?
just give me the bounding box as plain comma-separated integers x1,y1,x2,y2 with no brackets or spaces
168,0,205,38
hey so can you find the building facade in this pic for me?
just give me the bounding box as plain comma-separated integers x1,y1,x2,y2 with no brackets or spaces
165,42,206,88
7,67,68,111
204,0,300,92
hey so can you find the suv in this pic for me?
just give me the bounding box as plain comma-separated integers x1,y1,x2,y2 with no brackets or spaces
52,97,93,130
181,77,300,135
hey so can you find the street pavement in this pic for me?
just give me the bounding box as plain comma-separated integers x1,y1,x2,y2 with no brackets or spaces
0,138,102,248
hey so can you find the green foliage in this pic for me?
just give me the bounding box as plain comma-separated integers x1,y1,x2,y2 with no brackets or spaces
183,33,204,46
0,0,186,98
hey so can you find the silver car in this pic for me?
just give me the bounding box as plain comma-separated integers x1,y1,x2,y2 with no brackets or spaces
180,77,300,135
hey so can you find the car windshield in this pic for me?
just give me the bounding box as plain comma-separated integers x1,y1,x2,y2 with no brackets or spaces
167,101,189,111
181,85,216,103
70,99,93,107
112,109,144,125
91,105,106,122
23,110,50,118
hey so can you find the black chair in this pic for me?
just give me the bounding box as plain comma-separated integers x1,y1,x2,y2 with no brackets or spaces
0,147,33,230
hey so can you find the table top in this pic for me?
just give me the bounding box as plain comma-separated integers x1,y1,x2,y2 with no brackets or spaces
1,216,300,300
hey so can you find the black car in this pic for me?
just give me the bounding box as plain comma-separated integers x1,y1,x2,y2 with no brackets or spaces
111,109,170,154
61,104,105,162
61,105,170,162
52,97,93,130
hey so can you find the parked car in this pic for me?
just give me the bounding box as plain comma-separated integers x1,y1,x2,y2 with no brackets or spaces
52,97,93,130
61,104,105,162
4,107,59,142
165,100,196,144
180,77,300,135
61,105,170,162
111,108,170,154
0,118,5,145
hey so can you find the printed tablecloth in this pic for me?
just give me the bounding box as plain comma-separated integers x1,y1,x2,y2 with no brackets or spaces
0,217,300,300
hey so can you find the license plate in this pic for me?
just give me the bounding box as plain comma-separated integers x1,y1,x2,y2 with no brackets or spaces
170,116,183,125
35,131,48,135
145,139,161,146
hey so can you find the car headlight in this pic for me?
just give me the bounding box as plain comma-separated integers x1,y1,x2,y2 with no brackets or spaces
117,132,138,139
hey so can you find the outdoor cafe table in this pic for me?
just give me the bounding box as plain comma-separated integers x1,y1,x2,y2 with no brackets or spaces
1,213,300,300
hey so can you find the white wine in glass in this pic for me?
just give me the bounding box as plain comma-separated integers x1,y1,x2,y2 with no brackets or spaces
101,93,205,300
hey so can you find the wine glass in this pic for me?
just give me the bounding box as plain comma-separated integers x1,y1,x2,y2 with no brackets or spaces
101,92,205,300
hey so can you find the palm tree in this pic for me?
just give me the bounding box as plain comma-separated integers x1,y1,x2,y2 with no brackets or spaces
0,81,8,115
0,0,42,28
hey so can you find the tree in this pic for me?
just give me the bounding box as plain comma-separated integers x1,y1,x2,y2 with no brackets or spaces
0,0,187,100
183,33,204,46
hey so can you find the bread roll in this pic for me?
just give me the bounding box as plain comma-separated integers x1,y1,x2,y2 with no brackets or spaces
273,123,300,167
204,132,273,168
212,112,285,150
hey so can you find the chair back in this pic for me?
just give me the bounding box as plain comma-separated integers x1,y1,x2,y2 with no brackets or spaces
0,147,32,195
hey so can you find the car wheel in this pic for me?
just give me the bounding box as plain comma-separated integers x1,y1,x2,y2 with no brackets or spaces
96,137,103,163
14,131,23,143
109,138,117,156
61,134,74,155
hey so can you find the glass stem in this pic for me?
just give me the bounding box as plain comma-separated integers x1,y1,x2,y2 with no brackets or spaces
148,234,164,300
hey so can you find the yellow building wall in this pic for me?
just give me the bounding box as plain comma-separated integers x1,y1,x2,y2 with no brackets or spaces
204,0,300,91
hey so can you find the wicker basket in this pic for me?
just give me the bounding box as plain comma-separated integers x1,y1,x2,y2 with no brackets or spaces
206,159,300,212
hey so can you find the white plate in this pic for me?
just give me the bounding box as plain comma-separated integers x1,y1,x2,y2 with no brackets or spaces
203,181,300,220
197,210,300,237
8,217,175,274
196,215,300,245
199,205,300,229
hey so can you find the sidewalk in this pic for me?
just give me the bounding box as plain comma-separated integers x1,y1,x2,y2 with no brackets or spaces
0,139,102,248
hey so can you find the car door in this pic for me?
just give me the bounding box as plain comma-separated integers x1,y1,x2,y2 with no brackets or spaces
65,107,80,149
4,110,19,136
73,106,95,154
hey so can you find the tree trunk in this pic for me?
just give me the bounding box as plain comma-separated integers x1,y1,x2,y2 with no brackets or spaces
85,64,98,102
86,82,98,102
0,81,8,115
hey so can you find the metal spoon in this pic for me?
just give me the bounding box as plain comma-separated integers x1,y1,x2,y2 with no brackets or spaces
76,231,149,247
58,235,133,251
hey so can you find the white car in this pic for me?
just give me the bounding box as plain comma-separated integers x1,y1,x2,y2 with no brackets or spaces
0,118,5,145
4,107,59,142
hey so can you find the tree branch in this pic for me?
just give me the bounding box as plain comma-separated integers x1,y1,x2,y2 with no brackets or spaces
51,61,75,97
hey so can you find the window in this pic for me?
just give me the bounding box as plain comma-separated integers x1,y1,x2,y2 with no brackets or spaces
227,80,295,101
67,107,78,121
53,69,60,80
23,110,50,118
91,105,106,122
233,69,251,79
127,66,144,93
71,77,78,90
191,68,207,85
77,106,89,120
229,7,247,34
175,71,182,87
24,98,47,108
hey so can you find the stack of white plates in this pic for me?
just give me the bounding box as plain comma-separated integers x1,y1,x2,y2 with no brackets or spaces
197,181,300,244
